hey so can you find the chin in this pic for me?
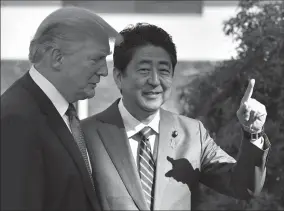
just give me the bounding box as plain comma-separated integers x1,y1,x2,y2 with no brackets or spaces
143,102,163,112
145,107,160,113
85,89,96,98
87,93,96,99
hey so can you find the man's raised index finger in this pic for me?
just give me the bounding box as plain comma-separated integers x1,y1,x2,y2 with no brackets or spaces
241,79,255,104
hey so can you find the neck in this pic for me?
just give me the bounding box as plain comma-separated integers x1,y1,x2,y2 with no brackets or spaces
122,99,158,125
34,63,74,103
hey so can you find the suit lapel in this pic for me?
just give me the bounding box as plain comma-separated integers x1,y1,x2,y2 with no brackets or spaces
95,99,148,210
20,73,100,210
154,109,180,210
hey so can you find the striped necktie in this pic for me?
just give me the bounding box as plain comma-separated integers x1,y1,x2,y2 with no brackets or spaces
66,104,94,187
138,126,155,210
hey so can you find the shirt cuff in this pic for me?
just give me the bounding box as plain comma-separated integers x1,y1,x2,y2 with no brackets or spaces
250,137,264,149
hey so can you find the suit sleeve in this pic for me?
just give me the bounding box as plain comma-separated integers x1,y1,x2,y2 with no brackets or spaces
1,114,45,210
198,121,270,200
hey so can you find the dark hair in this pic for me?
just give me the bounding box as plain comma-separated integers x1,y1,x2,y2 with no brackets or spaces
113,23,177,73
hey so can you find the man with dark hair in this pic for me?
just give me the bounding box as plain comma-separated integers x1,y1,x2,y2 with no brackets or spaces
1,7,118,210
82,23,270,210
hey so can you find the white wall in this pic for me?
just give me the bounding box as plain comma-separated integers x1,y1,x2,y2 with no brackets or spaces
1,2,239,61
1,2,62,60
100,4,240,61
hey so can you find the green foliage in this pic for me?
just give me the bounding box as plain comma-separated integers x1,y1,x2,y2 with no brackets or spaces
179,0,284,209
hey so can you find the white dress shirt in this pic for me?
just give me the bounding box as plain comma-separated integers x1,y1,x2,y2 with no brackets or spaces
118,99,160,165
29,66,70,130
29,66,92,172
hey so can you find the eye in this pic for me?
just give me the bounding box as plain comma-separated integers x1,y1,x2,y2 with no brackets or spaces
160,69,169,72
139,68,150,73
91,59,98,64
91,56,105,63
160,69,171,75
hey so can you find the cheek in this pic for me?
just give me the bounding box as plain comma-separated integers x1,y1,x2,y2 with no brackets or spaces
133,78,147,89
78,65,95,82
161,77,173,90
67,72,89,90
122,75,144,90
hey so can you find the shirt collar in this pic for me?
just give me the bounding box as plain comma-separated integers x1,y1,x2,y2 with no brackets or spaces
118,98,160,138
29,65,69,117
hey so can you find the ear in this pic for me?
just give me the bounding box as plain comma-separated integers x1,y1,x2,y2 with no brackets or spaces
113,67,123,90
50,48,63,70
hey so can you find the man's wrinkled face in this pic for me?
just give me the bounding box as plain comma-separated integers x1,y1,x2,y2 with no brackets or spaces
116,45,174,115
60,39,111,102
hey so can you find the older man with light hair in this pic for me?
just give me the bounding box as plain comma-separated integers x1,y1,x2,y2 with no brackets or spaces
1,6,117,210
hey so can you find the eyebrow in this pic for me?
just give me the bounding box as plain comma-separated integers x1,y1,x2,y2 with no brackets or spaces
91,50,111,60
138,59,152,65
138,60,171,66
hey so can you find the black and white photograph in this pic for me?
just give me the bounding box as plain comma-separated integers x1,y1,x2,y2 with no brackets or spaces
1,0,283,210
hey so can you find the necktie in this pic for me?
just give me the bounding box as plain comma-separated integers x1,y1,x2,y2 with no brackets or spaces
138,126,155,210
66,104,93,186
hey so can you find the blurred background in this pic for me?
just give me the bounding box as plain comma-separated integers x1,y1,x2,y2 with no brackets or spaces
1,0,283,210
1,0,239,117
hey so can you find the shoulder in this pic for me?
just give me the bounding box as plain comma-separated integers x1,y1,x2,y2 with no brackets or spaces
81,111,107,133
82,114,100,126
1,80,42,122
161,109,202,130
1,86,38,140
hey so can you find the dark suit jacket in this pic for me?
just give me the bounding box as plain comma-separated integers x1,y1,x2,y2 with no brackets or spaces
82,99,270,210
1,73,101,210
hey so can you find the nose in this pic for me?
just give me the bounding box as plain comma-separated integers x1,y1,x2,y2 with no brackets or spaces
97,62,108,77
148,69,160,86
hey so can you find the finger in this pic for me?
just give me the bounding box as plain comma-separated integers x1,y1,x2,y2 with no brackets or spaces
244,111,251,122
241,79,255,104
243,102,252,122
237,103,247,120
165,170,173,177
250,123,263,133
247,110,257,125
244,110,258,133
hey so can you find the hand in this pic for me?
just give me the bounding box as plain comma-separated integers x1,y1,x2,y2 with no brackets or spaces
236,79,267,133
165,156,199,187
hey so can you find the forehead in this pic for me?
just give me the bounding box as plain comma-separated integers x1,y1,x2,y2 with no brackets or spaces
131,45,172,65
81,39,111,58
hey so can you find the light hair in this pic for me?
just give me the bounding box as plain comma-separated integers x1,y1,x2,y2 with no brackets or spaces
29,6,118,63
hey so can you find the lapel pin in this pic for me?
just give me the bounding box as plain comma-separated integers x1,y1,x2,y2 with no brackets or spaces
172,130,178,138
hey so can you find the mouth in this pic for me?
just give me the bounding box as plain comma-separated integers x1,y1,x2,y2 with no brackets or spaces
89,83,97,87
143,91,162,98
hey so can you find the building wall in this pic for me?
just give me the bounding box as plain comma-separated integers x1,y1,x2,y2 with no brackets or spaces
1,1,240,117
1,0,239,61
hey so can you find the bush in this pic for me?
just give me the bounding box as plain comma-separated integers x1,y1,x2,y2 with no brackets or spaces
179,0,284,209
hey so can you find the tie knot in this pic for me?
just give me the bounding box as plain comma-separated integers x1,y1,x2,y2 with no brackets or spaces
66,103,78,117
139,126,152,141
